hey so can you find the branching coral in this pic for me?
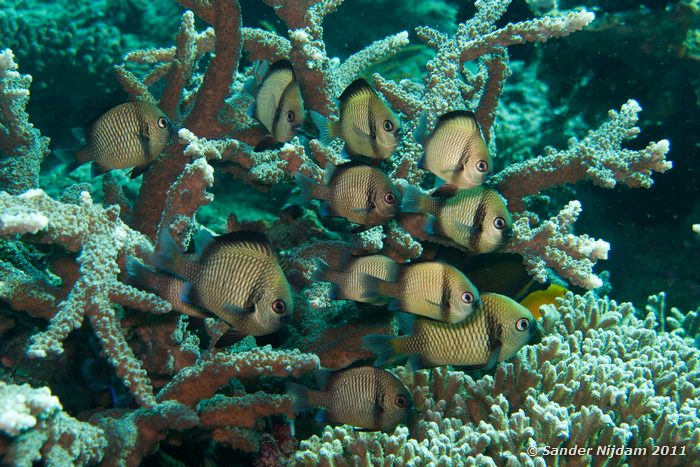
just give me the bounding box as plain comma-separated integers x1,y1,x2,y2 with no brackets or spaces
293,292,700,465
0,189,170,407
0,49,49,194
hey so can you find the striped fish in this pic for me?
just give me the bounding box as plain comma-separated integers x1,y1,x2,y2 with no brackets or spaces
295,161,401,226
311,78,401,160
361,261,480,323
286,366,412,432
415,110,492,189
363,293,541,370
313,254,399,304
61,101,172,178
401,185,513,254
151,229,293,337
246,59,305,144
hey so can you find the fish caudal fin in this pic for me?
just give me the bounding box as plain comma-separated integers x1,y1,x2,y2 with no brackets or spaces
310,111,335,146
401,185,428,213
294,172,319,203
359,273,388,301
414,112,429,147
54,149,85,175
286,382,313,412
361,334,401,367
152,230,188,278
125,256,151,289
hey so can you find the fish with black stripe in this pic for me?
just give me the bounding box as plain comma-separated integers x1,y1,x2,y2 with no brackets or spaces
245,59,305,148
362,293,541,370
401,185,513,254
311,78,401,160
295,161,401,226
286,366,413,432
360,261,480,323
312,254,399,305
414,110,492,190
150,229,293,336
58,101,173,178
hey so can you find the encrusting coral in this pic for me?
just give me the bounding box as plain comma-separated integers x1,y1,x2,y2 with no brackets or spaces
0,0,688,464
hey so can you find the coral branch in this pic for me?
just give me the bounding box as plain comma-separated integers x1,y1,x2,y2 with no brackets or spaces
494,100,672,212
506,201,610,289
0,49,49,194
0,189,170,407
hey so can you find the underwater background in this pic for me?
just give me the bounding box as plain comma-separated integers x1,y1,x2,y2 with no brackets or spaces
0,0,698,465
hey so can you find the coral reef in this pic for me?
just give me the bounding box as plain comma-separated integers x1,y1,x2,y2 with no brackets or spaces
293,292,700,465
0,0,694,465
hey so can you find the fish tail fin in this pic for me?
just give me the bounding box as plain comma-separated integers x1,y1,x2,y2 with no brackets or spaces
294,172,319,203
310,111,335,145
54,149,85,175
125,256,152,289
285,382,313,412
401,185,428,213
310,258,331,282
359,273,387,301
361,334,402,367
414,111,429,147
152,230,188,277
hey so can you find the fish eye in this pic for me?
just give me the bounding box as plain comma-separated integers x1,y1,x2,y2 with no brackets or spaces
382,120,394,132
384,192,396,204
516,318,529,332
461,292,474,304
476,160,488,173
493,217,507,230
394,394,408,408
157,117,168,129
272,299,287,315
287,110,295,123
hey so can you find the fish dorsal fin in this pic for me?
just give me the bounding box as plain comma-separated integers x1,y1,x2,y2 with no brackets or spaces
194,229,216,259
215,231,276,257
431,184,460,198
436,110,478,127
339,78,375,104
268,59,295,77
323,162,338,184
314,369,332,391
322,160,370,184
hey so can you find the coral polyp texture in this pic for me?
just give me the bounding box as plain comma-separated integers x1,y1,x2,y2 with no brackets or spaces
0,0,697,465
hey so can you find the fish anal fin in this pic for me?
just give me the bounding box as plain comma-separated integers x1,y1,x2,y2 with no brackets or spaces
129,165,148,179
90,162,109,178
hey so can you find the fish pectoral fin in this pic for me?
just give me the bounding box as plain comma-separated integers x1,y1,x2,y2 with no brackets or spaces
181,282,205,309
223,304,256,315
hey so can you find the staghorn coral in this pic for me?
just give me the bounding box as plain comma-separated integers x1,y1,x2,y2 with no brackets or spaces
0,189,170,407
0,49,50,195
0,0,690,465
293,292,700,465
0,382,106,467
